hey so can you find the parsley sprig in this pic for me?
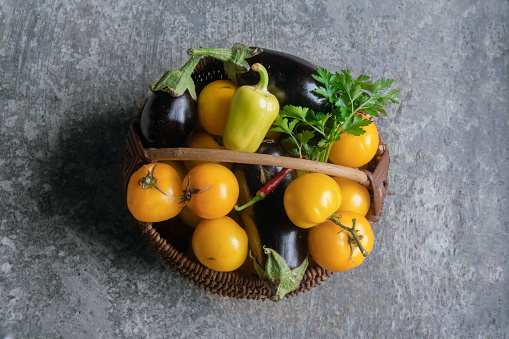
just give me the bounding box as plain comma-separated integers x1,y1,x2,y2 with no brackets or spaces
271,68,400,163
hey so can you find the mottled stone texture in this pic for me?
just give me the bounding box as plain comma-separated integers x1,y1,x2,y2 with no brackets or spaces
0,0,508,338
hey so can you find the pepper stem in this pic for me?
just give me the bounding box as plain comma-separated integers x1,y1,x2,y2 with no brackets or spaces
234,167,294,211
150,55,202,100
251,63,270,93
234,192,265,211
187,43,260,85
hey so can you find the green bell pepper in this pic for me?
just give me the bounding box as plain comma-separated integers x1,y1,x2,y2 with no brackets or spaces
223,63,279,153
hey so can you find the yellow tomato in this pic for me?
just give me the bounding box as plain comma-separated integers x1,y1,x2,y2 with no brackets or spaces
308,211,374,272
333,177,371,216
192,216,248,272
184,127,230,171
160,160,187,180
197,80,238,136
328,116,379,168
178,205,203,228
181,163,239,219
127,163,182,222
265,130,281,140
283,173,342,228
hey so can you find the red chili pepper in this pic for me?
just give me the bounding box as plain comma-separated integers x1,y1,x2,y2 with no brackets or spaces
235,167,295,211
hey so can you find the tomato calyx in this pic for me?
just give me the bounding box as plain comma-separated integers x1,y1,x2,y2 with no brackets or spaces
138,164,167,196
179,175,213,206
213,134,225,147
328,213,369,259
251,247,309,302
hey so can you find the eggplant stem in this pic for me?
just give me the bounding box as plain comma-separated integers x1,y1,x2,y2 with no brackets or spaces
179,55,202,75
150,55,201,100
188,47,233,60
187,44,259,86
188,44,257,65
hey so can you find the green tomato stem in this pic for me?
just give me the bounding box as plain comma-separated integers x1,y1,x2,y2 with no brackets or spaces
328,214,369,257
138,164,167,196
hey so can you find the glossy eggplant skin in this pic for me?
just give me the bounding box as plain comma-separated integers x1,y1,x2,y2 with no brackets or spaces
234,139,308,270
235,48,330,114
139,91,197,148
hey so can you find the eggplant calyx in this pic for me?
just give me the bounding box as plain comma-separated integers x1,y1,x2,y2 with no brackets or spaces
188,43,260,86
252,247,309,302
150,55,201,100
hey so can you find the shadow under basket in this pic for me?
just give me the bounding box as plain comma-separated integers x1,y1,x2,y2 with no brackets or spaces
122,57,390,301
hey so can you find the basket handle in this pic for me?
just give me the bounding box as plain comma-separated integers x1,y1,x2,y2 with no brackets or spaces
146,147,369,184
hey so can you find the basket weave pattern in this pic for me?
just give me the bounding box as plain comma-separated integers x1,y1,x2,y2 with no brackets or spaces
122,57,389,300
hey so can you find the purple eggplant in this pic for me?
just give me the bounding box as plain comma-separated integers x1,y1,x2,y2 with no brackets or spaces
233,139,309,301
140,91,196,148
188,44,330,113
139,55,201,148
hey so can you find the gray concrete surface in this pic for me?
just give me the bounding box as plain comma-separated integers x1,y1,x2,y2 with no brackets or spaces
1,0,508,338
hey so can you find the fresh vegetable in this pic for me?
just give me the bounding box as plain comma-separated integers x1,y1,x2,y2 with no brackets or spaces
283,173,342,229
328,114,379,168
234,166,294,211
192,216,248,272
127,163,182,222
159,160,187,181
140,56,201,148
234,139,308,301
222,63,279,153
332,177,371,216
188,43,330,113
180,163,239,219
197,79,238,136
184,127,229,170
308,211,374,272
230,68,399,214
272,68,399,163
178,205,203,228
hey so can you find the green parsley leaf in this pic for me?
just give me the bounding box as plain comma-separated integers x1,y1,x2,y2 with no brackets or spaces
274,67,399,162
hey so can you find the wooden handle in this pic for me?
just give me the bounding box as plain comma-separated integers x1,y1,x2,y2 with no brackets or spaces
146,148,369,183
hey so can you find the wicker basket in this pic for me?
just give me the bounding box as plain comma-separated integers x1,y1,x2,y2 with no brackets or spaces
122,56,390,300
